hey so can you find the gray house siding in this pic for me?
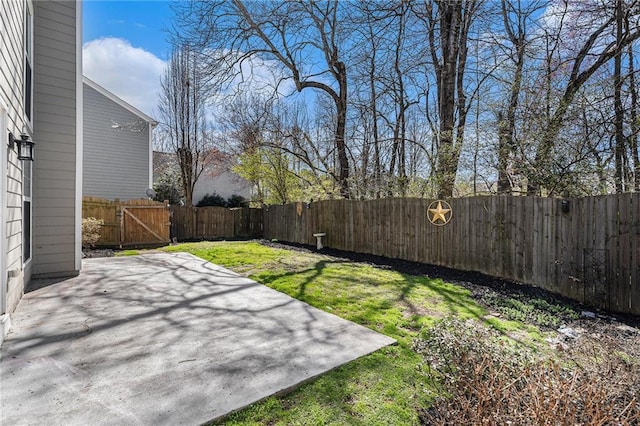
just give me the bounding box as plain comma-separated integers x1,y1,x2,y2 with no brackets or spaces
193,170,252,205
1,0,31,318
1,0,81,342
83,79,154,201
32,0,81,278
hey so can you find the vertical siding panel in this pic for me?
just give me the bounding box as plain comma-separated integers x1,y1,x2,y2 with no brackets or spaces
82,82,152,200
33,1,80,276
2,0,27,313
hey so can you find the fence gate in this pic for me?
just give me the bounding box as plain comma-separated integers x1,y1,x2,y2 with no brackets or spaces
83,197,170,248
120,201,170,247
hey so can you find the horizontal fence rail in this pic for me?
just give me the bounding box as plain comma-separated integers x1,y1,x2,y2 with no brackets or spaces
263,195,640,316
82,197,170,248
170,206,263,241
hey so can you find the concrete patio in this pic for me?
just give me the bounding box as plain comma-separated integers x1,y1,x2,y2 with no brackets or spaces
0,252,395,425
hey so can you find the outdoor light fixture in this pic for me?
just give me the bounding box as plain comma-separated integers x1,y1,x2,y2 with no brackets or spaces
561,199,570,214
8,132,35,161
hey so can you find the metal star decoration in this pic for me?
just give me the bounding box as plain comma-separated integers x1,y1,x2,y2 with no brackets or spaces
427,200,452,226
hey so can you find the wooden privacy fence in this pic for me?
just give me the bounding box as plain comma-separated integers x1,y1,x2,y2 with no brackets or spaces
263,195,640,316
82,196,171,248
170,206,263,241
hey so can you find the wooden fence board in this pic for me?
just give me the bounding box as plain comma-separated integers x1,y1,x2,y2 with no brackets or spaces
615,194,630,313
114,194,640,316
258,195,640,315
82,197,169,248
632,194,640,313
169,206,263,241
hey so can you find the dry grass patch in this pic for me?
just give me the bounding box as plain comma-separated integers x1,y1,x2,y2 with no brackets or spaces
414,317,640,425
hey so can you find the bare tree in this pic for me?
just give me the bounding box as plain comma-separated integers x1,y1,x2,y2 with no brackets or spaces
496,0,547,193
163,0,640,201
527,0,640,194
173,0,352,198
157,44,211,206
415,0,482,198
628,36,640,190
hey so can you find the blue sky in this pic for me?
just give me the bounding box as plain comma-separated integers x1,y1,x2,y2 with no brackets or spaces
82,0,294,120
83,1,173,116
83,0,173,60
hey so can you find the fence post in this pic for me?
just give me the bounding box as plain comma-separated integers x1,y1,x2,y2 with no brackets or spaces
114,198,123,249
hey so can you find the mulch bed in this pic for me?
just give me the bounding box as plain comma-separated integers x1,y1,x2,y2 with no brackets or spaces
82,249,115,258
259,239,640,333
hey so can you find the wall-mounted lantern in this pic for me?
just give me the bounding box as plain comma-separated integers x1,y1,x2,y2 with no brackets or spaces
8,132,35,161
561,199,570,214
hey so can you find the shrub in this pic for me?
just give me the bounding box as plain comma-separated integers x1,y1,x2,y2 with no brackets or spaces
414,317,639,425
153,182,182,205
153,168,183,204
196,193,226,207
226,194,246,208
82,217,104,249
477,292,579,329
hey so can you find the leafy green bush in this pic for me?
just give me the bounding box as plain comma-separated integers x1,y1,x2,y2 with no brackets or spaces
196,193,246,207
153,168,183,204
196,193,226,207
478,292,579,329
226,194,245,208
82,217,104,249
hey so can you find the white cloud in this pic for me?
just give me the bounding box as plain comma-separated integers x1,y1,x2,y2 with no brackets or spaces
83,37,165,117
83,39,303,125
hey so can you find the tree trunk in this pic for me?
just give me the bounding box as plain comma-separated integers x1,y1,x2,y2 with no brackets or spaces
614,0,626,193
497,113,511,193
528,5,640,194
336,62,350,199
497,0,526,194
627,27,640,191
430,0,476,199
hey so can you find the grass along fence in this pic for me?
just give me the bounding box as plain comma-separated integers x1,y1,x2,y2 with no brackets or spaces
170,206,263,241
263,195,640,316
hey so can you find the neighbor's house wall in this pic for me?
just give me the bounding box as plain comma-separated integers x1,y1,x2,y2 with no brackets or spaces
32,0,81,278
193,170,252,205
1,0,29,315
83,78,154,201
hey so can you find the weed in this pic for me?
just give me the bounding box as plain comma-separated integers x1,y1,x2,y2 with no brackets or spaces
479,292,579,329
82,217,103,249
414,317,640,425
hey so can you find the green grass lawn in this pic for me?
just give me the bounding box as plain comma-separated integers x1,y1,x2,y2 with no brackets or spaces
161,241,544,425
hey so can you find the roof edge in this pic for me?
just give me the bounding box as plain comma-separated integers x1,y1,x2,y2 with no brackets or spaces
83,76,158,126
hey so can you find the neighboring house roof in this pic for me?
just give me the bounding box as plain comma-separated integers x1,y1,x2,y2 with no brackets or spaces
153,149,233,180
153,150,252,203
83,77,155,200
83,76,158,127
